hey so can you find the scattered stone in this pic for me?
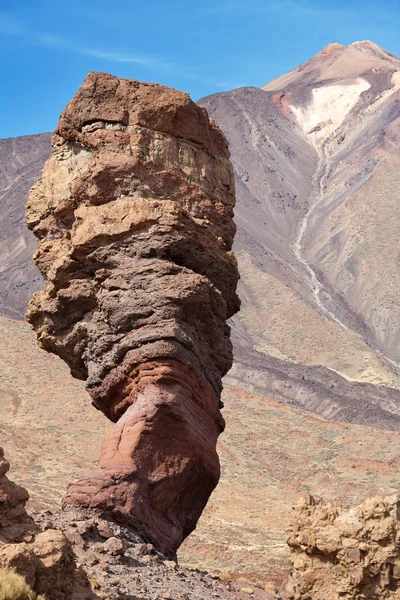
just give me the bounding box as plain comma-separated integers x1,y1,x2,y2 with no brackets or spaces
64,529,85,549
97,521,114,539
85,552,99,566
31,506,243,600
76,519,95,536
103,537,125,556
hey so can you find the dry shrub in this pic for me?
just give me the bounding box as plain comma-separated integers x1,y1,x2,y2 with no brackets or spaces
0,569,46,600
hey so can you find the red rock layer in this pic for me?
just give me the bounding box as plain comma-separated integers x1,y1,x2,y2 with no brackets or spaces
26,72,239,555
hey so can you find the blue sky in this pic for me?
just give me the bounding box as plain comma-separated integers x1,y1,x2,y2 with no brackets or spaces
1,0,399,138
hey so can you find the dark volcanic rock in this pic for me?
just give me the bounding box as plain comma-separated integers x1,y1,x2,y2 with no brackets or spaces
26,72,239,556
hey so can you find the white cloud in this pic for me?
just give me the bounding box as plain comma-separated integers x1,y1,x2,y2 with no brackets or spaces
0,12,246,91
0,14,166,69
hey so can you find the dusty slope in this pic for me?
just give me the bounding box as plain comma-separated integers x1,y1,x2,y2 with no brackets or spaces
0,134,49,319
181,376,400,583
0,316,110,508
199,41,400,426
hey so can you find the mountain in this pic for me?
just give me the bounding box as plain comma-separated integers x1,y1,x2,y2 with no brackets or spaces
0,134,50,319
1,41,400,586
3,43,400,429
199,41,400,427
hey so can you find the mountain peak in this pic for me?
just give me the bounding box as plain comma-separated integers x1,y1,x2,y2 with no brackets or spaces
350,39,398,59
263,40,400,92
317,40,393,58
351,39,374,46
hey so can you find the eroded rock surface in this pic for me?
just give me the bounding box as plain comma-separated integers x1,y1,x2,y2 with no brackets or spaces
26,72,239,556
0,448,75,599
287,493,400,599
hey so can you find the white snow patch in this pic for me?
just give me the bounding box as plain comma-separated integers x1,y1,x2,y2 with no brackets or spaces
291,78,371,148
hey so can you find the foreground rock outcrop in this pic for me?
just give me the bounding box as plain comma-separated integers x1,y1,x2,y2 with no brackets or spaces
287,493,400,599
0,448,75,599
26,72,239,556
0,449,249,600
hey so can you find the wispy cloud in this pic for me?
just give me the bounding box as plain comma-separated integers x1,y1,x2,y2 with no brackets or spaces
79,48,161,67
0,13,243,91
183,71,246,90
36,33,167,68
0,14,167,68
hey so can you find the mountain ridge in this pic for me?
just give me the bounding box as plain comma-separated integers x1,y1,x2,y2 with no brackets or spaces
199,38,400,428
263,40,400,92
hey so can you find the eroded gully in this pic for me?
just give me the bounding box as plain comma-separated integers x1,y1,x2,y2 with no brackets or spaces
291,139,400,374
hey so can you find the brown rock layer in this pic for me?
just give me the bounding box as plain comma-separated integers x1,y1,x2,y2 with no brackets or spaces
287,493,400,599
26,72,239,555
0,448,75,600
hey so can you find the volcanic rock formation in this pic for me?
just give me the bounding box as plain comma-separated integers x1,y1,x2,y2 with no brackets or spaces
0,448,75,599
287,493,400,599
25,72,239,556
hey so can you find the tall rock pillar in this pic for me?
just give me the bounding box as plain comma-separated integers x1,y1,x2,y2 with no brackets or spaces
26,72,239,555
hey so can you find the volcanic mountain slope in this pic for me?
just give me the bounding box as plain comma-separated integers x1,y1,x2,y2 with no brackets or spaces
2,42,400,429
0,134,49,319
200,41,400,426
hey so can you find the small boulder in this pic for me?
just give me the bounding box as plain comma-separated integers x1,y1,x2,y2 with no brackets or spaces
103,537,125,556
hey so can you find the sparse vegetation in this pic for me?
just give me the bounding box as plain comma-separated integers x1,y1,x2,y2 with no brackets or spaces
0,570,46,600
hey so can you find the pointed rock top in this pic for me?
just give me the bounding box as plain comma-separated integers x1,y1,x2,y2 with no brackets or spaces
57,71,230,158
